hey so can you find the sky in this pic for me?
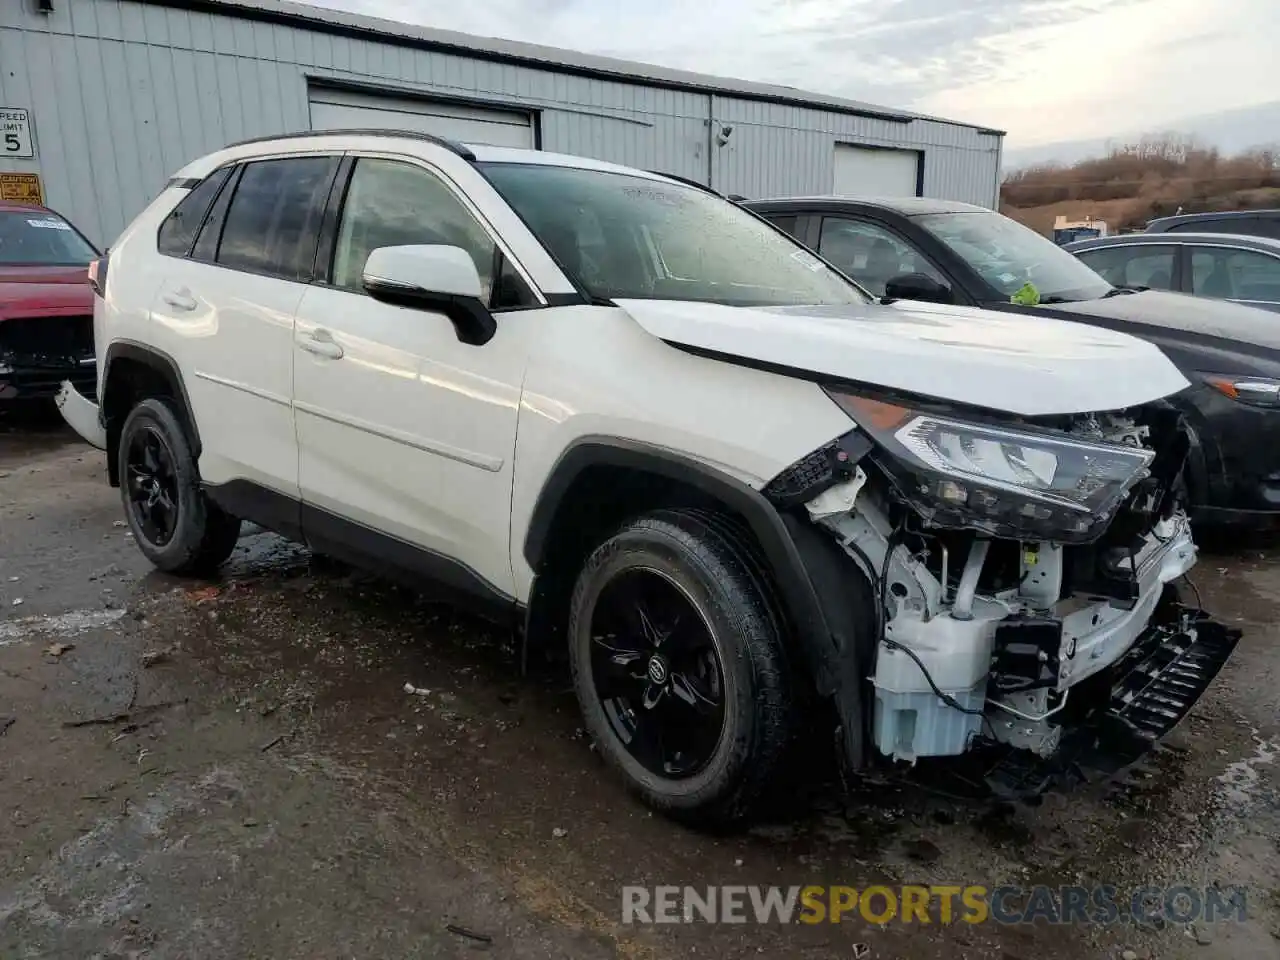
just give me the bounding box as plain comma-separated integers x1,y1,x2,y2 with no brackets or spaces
309,0,1277,150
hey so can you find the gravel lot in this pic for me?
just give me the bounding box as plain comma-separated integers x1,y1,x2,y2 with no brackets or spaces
2,414,1278,959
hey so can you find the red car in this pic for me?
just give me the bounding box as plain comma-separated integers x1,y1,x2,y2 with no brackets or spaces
0,202,99,403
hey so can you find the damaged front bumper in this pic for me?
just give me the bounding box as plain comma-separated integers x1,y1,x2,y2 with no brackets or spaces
0,355,95,401
986,605,1240,797
796,466,1237,788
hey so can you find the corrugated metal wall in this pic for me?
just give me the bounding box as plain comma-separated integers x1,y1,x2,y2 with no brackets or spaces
0,0,1001,247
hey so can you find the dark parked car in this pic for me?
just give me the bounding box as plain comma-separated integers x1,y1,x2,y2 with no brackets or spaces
0,202,98,403
1146,209,1280,241
1064,232,1280,313
744,196,1280,527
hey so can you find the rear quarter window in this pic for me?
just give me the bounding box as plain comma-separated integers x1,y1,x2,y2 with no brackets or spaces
157,167,232,257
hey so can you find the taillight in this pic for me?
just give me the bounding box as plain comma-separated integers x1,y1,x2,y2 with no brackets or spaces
87,255,109,297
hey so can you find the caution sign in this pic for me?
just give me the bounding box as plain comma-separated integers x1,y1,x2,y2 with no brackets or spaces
0,172,43,205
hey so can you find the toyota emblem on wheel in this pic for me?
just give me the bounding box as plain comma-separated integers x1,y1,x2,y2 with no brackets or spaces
647,656,668,685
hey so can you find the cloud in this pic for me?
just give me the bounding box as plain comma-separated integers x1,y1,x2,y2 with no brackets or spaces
301,0,1276,147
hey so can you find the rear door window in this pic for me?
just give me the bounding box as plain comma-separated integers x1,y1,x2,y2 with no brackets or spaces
156,167,231,257
215,156,339,281
1075,245,1177,290
765,215,799,239
1190,247,1280,303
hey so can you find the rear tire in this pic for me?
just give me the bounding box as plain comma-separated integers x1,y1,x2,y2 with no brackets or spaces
118,397,241,576
567,508,794,826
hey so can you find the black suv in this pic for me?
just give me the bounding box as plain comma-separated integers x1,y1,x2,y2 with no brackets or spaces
745,195,1280,529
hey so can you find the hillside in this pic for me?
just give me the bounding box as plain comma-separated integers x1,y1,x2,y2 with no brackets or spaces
1000,135,1280,235
1003,100,1280,169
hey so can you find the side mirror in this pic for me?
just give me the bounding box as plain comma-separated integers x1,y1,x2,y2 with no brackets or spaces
362,245,496,346
884,272,952,304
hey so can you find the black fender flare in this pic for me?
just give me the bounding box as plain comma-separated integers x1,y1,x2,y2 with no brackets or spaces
523,438,845,695
101,341,201,484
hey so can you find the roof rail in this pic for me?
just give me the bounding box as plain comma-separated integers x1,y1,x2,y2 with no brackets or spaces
223,128,477,161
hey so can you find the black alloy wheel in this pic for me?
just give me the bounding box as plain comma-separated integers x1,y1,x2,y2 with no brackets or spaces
589,566,727,779
125,424,180,547
117,397,242,576
568,509,795,825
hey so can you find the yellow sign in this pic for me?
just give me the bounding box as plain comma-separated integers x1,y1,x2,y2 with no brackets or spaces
0,172,43,205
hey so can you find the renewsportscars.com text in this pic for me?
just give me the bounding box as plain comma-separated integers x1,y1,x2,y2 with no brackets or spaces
621,884,1248,926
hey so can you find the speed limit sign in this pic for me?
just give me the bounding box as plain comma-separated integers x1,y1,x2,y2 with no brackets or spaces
0,108,34,159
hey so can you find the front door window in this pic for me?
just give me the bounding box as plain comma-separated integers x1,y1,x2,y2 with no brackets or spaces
817,217,945,296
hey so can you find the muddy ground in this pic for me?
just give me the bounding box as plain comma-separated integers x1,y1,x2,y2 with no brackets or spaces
2,413,1278,960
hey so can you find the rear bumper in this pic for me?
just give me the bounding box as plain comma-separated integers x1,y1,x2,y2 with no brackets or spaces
55,378,106,448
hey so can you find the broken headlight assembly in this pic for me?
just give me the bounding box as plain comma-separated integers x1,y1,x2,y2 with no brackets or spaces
826,391,1154,543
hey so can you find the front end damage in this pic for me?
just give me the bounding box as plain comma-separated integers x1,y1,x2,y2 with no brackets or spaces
0,314,95,402
766,394,1240,794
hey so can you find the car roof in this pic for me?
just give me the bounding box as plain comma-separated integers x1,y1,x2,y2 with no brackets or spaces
0,201,54,215
1147,209,1280,230
465,144,677,181
744,195,989,216
1064,232,1280,253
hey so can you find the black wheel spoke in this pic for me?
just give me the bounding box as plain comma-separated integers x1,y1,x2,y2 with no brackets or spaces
587,567,727,781
670,671,719,715
641,682,666,709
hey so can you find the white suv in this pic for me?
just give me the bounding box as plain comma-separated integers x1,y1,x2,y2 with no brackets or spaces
64,131,1238,823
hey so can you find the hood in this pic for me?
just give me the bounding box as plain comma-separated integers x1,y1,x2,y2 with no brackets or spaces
615,298,1190,417
0,265,93,319
1042,289,1280,351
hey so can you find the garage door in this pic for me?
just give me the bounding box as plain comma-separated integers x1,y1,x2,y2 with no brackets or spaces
833,144,920,197
309,88,535,149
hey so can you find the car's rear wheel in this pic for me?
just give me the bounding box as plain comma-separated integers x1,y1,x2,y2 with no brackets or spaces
568,508,794,826
118,397,241,576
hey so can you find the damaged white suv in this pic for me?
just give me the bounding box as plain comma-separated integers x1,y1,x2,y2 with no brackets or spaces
66,131,1239,823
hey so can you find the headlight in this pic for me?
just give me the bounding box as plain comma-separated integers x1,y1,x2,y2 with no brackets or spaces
1200,373,1280,408
826,391,1155,543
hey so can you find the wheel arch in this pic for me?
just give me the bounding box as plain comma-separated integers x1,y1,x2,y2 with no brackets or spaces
521,437,842,695
101,341,200,487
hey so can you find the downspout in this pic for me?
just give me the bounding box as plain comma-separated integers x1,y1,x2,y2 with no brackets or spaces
706,94,716,188
992,134,1004,210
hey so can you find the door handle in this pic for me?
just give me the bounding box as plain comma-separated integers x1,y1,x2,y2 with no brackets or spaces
161,290,197,312
298,330,344,360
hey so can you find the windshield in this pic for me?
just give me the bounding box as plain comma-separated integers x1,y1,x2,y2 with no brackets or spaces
0,211,97,266
915,210,1111,302
480,163,868,307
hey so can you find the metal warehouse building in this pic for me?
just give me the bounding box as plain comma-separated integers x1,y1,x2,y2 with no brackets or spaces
1,0,1004,248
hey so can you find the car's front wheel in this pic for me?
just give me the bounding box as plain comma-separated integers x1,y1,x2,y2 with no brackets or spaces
568,509,794,826
118,397,241,576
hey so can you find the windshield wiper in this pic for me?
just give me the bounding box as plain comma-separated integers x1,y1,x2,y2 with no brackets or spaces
1102,285,1145,297
1036,295,1075,304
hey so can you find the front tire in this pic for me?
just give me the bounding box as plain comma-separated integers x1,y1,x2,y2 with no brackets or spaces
118,397,241,576
568,509,794,826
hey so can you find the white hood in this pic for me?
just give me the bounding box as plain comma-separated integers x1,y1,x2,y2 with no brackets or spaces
615,298,1190,417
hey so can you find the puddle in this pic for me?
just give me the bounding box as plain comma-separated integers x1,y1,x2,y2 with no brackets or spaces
1214,734,1279,806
